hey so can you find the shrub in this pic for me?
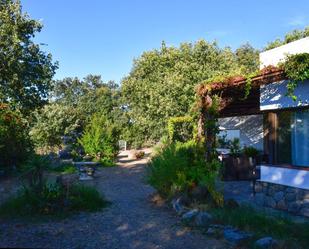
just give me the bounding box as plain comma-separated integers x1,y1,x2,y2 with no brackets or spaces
242,146,259,158
30,103,81,151
147,140,223,205
78,114,119,166
167,116,194,142
21,154,50,194
0,154,107,217
229,138,241,157
0,183,107,217
281,53,309,100
134,150,145,159
49,163,77,174
0,104,32,170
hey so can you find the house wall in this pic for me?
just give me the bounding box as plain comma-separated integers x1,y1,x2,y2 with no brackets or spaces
260,80,309,111
259,37,309,69
218,114,264,150
255,179,309,217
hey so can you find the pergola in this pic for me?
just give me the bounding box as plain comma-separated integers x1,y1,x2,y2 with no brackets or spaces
196,67,286,161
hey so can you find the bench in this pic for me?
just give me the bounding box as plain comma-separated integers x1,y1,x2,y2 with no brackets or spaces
73,161,100,180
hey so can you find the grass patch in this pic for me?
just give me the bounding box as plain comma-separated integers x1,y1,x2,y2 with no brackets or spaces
209,205,309,248
48,164,77,174
0,183,109,219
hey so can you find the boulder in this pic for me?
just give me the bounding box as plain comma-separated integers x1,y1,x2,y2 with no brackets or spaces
181,209,199,224
273,191,284,202
194,211,213,227
255,237,279,249
171,198,185,215
224,227,253,245
287,201,301,214
276,200,287,210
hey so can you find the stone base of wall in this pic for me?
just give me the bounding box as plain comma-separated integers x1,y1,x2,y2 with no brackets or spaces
254,181,309,217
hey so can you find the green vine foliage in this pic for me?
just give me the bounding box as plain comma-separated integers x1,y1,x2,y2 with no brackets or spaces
241,70,260,99
167,116,194,142
282,53,309,101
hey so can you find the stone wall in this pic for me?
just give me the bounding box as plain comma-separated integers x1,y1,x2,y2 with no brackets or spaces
254,181,309,217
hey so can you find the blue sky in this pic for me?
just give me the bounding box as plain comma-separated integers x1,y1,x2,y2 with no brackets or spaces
22,0,309,84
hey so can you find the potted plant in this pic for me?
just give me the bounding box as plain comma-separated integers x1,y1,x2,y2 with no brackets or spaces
222,138,241,181
242,146,259,165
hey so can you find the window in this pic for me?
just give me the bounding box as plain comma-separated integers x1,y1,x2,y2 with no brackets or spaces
274,109,309,167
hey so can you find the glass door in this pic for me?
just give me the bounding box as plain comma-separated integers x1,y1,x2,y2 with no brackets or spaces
277,111,292,164
292,110,309,166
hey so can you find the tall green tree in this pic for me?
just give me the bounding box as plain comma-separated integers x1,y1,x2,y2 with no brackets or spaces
265,26,309,50
30,75,126,150
0,0,57,113
235,43,259,74
121,40,251,145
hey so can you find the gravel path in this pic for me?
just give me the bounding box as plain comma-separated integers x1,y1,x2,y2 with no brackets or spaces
0,150,227,249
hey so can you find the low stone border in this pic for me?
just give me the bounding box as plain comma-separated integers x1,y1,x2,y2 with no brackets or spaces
255,181,309,217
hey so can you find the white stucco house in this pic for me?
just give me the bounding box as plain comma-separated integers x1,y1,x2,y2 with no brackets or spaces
217,38,309,216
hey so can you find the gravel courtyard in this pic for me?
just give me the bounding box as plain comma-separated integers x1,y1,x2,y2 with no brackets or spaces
0,150,228,249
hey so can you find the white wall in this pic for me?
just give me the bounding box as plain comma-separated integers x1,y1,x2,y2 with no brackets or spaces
218,115,264,150
260,165,309,190
260,80,309,111
260,37,309,69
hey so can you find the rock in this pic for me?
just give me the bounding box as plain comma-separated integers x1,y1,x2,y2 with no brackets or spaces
268,186,277,196
276,200,287,210
255,237,279,248
285,193,296,202
206,224,225,237
206,227,223,237
273,191,284,202
195,211,213,227
287,201,301,214
265,197,276,208
171,198,185,215
299,207,309,217
286,187,295,193
224,198,239,209
181,209,199,224
223,227,253,245
255,183,263,193
255,193,265,206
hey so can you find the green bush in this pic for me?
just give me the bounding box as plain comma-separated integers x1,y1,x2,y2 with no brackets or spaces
243,146,259,158
78,114,119,166
0,154,107,218
167,116,194,142
49,163,77,174
30,103,81,151
0,104,32,170
147,140,223,205
0,183,107,217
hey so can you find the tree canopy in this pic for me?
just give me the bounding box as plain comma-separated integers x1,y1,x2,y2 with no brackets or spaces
265,26,309,50
0,0,57,113
121,40,259,145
